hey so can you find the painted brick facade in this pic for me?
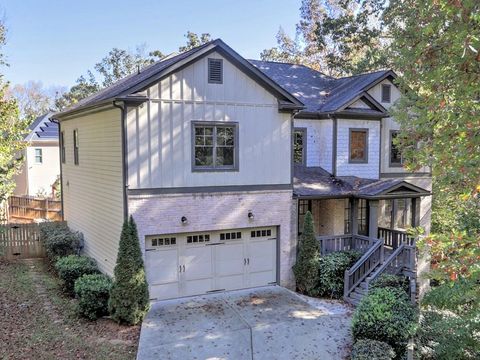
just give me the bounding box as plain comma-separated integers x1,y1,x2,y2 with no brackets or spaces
128,190,296,288
336,119,380,178
294,119,333,173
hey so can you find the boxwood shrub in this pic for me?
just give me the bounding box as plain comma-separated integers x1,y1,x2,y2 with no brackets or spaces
40,222,82,262
351,287,418,356
314,250,361,298
55,255,99,294
351,339,395,360
370,274,410,295
74,274,112,320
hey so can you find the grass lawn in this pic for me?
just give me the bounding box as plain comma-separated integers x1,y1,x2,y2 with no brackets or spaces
0,259,139,360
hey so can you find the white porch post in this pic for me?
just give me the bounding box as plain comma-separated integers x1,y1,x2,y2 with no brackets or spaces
368,200,379,238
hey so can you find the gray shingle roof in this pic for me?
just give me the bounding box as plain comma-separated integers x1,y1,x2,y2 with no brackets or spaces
25,112,58,141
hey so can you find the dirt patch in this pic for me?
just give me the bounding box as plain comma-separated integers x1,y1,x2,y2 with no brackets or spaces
235,292,282,307
0,259,140,360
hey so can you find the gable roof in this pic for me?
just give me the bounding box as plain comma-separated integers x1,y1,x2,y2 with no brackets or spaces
249,60,396,116
55,39,304,119
25,112,58,141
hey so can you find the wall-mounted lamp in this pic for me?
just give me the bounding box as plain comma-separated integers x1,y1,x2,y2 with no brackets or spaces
181,216,188,224
248,211,254,220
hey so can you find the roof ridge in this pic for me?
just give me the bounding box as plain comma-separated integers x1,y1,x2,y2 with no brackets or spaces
249,59,335,80
336,69,390,81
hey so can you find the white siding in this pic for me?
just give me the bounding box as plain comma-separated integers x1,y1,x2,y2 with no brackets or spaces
367,79,401,110
61,109,124,275
336,119,380,178
294,119,333,172
348,99,371,109
127,51,291,189
25,142,60,196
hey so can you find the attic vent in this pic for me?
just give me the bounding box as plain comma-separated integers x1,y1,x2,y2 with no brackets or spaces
208,58,223,84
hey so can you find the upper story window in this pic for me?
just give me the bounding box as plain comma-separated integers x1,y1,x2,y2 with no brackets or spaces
381,84,391,103
349,129,368,163
208,58,223,84
192,122,238,171
390,130,404,167
60,131,66,164
34,148,43,164
73,129,79,165
293,128,306,165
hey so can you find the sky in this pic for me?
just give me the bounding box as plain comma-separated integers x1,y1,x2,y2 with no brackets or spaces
1,0,299,89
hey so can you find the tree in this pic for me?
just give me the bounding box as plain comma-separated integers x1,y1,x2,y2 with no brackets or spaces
178,31,212,52
292,211,320,295
109,216,149,325
6,81,60,120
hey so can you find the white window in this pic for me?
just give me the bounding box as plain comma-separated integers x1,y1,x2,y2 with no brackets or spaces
34,148,43,164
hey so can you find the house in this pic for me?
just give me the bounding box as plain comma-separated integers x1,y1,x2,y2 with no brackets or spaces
13,112,60,198
53,39,431,303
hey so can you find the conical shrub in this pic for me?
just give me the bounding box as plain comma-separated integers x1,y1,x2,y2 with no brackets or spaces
108,216,149,325
293,211,320,295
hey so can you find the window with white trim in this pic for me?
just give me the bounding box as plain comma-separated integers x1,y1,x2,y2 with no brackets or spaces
34,148,43,164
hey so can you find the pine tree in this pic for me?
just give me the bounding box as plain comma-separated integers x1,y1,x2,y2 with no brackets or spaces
109,216,149,325
293,211,320,295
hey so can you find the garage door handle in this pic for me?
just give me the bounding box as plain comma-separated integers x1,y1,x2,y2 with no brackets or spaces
247,258,250,265
244,258,246,265
182,265,185,272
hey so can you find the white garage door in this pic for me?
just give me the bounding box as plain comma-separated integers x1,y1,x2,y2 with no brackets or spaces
145,227,277,300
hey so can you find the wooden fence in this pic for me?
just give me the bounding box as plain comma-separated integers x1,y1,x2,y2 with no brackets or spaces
8,195,62,222
0,223,44,260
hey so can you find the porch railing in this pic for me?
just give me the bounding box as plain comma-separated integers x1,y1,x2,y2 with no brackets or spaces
316,234,375,255
343,237,384,300
378,227,415,249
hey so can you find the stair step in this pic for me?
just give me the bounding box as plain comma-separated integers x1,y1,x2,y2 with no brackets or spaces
354,288,367,295
349,292,364,301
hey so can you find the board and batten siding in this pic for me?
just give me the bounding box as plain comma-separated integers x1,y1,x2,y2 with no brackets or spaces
126,51,291,189
61,108,124,275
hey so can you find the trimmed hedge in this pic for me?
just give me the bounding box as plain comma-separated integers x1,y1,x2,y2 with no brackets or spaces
55,255,99,294
40,222,82,262
351,339,395,360
352,287,417,356
370,274,410,295
314,250,361,298
74,274,112,320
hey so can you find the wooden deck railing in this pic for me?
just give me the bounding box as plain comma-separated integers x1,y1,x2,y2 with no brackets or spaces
316,234,374,255
8,195,62,222
378,227,415,249
343,237,384,300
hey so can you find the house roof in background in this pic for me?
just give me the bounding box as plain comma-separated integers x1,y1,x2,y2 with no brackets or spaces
25,112,58,141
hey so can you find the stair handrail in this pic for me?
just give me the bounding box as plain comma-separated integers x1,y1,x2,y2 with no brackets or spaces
365,243,406,290
344,237,384,300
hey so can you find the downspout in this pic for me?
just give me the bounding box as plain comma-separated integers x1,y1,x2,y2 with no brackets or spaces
113,101,129,221
51,118,64,221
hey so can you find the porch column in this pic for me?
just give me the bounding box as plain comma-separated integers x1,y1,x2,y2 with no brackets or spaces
351,198,359,235
368,200,379,238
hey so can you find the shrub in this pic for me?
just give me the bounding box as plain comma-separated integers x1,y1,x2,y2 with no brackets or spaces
370,274,410,295
293,211,320,295
40,222,82,262
352,287,418,356
74,274,112,320
351,339,396,360
55,255,99,294
315,250,361,298
109,216,149,325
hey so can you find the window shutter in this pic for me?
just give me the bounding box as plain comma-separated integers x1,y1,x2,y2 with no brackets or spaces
208,58,223,84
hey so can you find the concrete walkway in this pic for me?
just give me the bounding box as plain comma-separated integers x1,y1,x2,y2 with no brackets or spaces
137,286,353,360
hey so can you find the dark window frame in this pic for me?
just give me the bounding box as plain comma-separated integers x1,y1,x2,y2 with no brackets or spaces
191,121,239,172
298,199,312,235
73,129,79,165
349,128,369,164
389,130,403,167
34,148,43,164
381,84,392,103
208,58,223,84
344,198,351,234
358,199,369,236
60,131,66,164
293,128,307,165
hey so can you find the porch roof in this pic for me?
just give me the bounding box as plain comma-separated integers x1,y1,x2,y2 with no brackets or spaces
293,166,431,199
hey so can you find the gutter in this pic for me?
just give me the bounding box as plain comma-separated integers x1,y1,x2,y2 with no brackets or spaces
112,101,129,221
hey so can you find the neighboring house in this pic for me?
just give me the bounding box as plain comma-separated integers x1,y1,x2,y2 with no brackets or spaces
53,39,431,303
13,112,60,197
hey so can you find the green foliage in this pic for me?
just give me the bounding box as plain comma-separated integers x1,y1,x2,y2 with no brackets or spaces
314,250,361,298
352,288,418,356
40,222,81,262
293,211,320,295
109,216,149,325
351,339,396,360
55,255,99,294
74,274,112,320
370,274,410,295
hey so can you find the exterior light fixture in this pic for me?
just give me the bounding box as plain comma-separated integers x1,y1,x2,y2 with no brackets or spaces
181,216,188,224
248,211,254,220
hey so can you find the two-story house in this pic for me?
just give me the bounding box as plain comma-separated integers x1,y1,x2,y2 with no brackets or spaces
53,39,431,302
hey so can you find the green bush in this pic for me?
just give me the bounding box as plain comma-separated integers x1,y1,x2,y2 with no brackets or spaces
293,211,320,295
109,216,149,325
74,274,112,320
55,255,99,294
352,287,418,356
315,250,361,298
370,274,410,295
351,339,396,360
40,222,82,262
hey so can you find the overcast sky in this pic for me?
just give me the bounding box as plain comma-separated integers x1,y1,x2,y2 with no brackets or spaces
1,0,299,89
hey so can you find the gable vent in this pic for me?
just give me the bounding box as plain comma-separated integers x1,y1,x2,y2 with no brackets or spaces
381,84,391,103
208,58,223,84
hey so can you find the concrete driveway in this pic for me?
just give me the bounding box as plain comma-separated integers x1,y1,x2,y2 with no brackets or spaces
137,286,352,360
